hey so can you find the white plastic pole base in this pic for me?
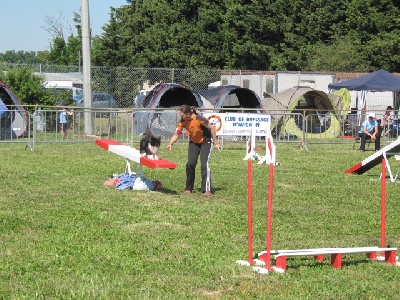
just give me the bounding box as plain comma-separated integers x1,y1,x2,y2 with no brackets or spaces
235,260,251,266
252,266,285,274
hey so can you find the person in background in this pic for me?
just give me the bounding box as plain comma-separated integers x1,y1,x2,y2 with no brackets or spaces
0,97,7,114
359,113,380,152
382,106,394,137
166,105,221,196
0,97,9,124
59,102,73,140
0,97,11,139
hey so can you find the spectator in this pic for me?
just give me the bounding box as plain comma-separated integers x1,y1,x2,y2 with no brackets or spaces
59,102,73,140
382,106,394,137
359,113,380,152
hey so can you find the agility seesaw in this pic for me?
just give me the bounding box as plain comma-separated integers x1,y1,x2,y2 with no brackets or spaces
345,138,400,181
95,139,177,175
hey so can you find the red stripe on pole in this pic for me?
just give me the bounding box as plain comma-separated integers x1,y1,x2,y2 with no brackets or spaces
267,137,273,155
247,160,253,264
381,158,386,249
265,162,274,270
345,162,363,174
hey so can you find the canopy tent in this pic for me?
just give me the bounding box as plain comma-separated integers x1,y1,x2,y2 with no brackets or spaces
197,85,261,111
261,86,348,138
328,69,400,113
0,81,28,140
328,69,400,92
133,82,203,137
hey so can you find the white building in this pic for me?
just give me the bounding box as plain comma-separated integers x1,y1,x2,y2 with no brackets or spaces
220,71,394,113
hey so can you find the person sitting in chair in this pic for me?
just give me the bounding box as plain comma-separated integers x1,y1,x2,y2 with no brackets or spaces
359,113,380,152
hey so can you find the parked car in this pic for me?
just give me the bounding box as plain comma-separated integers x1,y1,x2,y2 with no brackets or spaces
73,93,117,108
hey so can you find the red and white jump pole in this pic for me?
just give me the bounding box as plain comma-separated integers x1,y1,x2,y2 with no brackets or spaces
247,159,254,264
381,158,386,249
264,136,276,270
238,126,276,272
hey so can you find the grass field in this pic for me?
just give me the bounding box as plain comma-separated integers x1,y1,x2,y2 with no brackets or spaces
1,141,400,299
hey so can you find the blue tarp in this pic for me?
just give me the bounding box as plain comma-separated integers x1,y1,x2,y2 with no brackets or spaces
328,69,400,92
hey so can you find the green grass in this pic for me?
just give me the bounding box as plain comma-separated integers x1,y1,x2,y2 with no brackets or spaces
1,141,400,299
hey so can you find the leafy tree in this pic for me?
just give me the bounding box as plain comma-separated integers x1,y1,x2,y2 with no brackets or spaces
305,36,372,72
94,0,227,68
92,8,126,67
0,64,53,108
93,0,400,72
36,51,51,64
65,35,82,67
48,37,68,65
0,51,38,64
4,0,400,73
43,10,82,66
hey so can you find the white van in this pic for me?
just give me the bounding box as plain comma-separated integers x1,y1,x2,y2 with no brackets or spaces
44,86,83,98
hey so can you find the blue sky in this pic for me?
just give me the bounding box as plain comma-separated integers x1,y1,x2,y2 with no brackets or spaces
1,0,128,53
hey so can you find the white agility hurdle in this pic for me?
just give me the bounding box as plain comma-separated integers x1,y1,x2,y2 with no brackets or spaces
237,130,399,274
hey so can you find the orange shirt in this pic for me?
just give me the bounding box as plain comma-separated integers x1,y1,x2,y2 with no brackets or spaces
175,114,211,144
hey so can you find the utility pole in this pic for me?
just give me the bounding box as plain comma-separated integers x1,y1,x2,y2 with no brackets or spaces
78,50,81,72
81,0,93,135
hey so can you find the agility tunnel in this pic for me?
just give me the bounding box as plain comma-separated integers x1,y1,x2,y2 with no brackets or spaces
0,81,28,140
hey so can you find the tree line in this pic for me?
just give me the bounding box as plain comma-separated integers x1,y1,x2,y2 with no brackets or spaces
2,0,400,107
2,0,400,72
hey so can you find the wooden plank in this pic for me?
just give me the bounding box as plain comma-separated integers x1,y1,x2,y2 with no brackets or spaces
274,247,396,258
345,139,400,174
271,247,397,270
258,246,379,257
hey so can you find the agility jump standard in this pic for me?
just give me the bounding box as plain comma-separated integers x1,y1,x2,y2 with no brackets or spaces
237,133,398,274
236,126,277,273
95,139,177,175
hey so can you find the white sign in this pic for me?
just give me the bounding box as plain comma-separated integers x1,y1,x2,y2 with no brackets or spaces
204,113,271,136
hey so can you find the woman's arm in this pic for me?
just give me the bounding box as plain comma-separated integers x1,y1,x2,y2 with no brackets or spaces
166,134,180,150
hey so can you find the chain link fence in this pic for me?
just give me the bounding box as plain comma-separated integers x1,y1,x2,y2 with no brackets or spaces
1,63,400,149
2,106,399,151
6,63,397,113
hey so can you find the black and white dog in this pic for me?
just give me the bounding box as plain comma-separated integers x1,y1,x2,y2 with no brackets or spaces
139,131,161,160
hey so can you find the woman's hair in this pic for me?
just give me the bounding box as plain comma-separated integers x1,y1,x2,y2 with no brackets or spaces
180,105,196,114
